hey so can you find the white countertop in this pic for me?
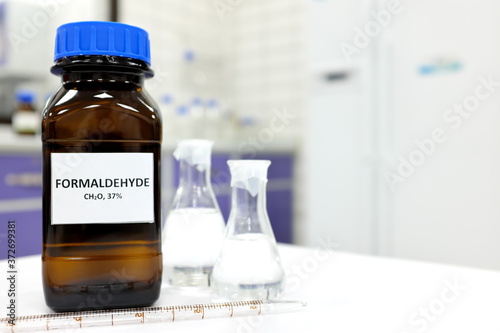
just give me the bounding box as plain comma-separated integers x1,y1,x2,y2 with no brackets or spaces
1,244,498,332
0,125,297,154
0,125,42,153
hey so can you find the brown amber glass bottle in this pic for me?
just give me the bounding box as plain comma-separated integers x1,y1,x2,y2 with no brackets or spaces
41,22,162,311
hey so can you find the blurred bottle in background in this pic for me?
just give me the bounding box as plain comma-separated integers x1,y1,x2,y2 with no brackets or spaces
160,94,175,144
175,104,192,140
12,90,38,135
189,97,204,138
220,108,235,141
204,99,220,141
238,115,259,141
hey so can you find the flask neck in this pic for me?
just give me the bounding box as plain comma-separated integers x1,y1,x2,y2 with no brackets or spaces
172,160,218,210
179,160,211,188
229,183,269,234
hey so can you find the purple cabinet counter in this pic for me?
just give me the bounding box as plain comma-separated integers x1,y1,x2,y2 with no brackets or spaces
0,153,42,259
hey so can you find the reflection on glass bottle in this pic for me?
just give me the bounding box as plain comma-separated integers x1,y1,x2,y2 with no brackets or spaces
163,140,225,287
211,160,285,300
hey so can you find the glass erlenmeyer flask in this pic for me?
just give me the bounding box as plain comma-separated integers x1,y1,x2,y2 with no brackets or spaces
211,160,285,300
163,140,225,287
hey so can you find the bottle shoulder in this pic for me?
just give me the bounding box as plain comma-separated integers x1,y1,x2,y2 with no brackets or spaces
42,86,162,142
43,86,160,118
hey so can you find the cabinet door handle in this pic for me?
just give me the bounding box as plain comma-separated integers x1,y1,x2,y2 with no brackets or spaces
5,173,42,187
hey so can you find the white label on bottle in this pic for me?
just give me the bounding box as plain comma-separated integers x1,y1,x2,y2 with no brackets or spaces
12,112,39,133
51,152,154,225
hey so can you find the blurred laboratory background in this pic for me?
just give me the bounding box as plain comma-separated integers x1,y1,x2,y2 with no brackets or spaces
1,0,500,271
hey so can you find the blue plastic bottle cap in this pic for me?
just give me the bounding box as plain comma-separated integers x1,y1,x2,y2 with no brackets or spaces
184,50,195,62
206,99,217,108
240,115,257,127
54,21,151,65
15,90,35,104
191,97,202,106
161,94,173,104
177,105,188,116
